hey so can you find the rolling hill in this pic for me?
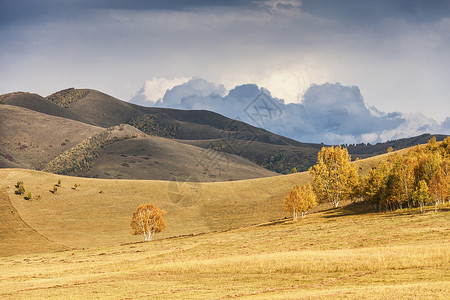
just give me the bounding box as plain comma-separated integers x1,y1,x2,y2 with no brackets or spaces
0,144,448,298
1,88,448,176
0,149,393,252
0,157,448,298
0,105,103,169
0,89,448,298
0,105,275,181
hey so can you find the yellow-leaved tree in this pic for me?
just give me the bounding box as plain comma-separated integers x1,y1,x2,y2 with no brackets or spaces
309,146,358,208
412,180,430,213
130,204,167,241
429,169,450,213
364,160,391,210
284,184,317,221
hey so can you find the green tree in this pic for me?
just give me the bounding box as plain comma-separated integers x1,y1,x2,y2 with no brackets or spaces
309,146,358,208
284,184,317,221
291,167,298,173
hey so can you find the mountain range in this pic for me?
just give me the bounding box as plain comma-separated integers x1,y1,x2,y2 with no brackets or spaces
1,88,447,180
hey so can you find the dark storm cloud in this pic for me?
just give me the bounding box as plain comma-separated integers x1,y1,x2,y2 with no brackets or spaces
88,0,252,11
0,0,251,28
4,0,447,28
301,0,450,25
1,0,449,136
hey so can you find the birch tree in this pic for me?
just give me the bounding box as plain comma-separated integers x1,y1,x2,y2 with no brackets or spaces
412,180,430,213
430,170,449,213
130,204,167,241
309,146,358,208
365,160,391,210
284,184,317,221
388,155,417,209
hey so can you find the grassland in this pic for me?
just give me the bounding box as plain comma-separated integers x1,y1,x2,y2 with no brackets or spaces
0,201,448,299
0,150,448,299
0,152,405,251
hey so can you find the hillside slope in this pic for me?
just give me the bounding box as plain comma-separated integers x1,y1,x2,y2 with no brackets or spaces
0,168,308,249
0,105,103,169
0,175,65,256
0,105,274,181
1,201,447,298
0,92,93,124
67,135,276,181
0,150,390,251
3,89,447,174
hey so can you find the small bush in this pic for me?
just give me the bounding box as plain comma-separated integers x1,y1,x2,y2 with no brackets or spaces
25,192,33,200
15,181,25,195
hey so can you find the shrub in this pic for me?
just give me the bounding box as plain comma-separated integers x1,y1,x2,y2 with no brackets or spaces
16,181,25,195
25,192,33,200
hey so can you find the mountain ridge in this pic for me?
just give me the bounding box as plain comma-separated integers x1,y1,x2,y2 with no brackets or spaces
1,88,448,175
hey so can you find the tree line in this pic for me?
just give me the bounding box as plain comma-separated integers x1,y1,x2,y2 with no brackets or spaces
285,137,450,220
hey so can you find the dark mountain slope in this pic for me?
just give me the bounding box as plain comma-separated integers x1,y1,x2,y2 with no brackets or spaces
51,89,144,127
3,88,447,174
347,134,449,159
0,105,276,181
0,92,93,125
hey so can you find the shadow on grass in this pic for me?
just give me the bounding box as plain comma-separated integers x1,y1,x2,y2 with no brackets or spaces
323,201,450,219
322,201,375,218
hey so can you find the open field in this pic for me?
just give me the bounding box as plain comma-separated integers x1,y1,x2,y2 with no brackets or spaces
0,168,309,250
0,149,448,298
0,202,448,299
0,150,406,252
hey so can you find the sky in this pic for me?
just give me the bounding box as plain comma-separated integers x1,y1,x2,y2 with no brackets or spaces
1,0,450,144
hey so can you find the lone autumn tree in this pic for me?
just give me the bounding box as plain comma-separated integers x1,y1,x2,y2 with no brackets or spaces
309,146,358,208
130,204,167,241
284,184,317,221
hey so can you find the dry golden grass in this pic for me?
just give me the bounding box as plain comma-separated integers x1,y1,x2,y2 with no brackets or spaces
0,148,448,299
0,167,310,250
0,147,423,251
0,202,448,299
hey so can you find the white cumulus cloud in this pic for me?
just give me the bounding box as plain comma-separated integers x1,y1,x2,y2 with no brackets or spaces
126,78,450,145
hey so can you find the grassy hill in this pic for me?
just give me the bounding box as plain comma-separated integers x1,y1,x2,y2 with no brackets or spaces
0,172,448,298
0,92,93,124
2,88,448,175
0,149,406,252
0,147,448,298
67,135,277,181
0,168,305,249
0,185,65,256
0,105,275,181
0,105,103,169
